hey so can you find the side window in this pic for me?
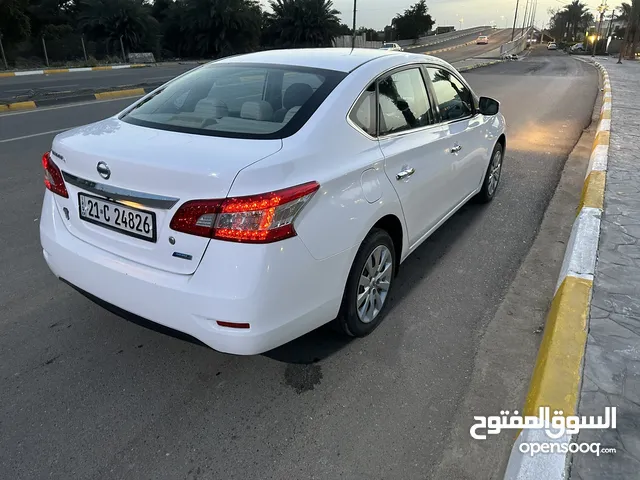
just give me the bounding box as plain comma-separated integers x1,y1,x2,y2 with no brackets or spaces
349,83,376,136
426,68,474,122
378,68,434,136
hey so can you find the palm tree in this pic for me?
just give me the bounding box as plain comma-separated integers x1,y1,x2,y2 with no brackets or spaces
180,0,262,58
617,1,640,59
564,0,589,41
627,0,640,59
79,0,158,56
264,0,342,48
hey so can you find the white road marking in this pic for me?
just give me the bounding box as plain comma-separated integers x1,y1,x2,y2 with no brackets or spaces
42,84,80,89
0,128,69,143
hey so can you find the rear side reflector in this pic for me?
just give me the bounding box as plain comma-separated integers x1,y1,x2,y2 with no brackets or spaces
216,321,251,329
170,181,320,243
42,152,69,198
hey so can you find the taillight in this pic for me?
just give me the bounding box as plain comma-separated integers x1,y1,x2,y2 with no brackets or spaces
170,181,319,243
42,152,69,198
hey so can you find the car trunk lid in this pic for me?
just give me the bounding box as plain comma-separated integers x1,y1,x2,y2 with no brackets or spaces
50,118,282,275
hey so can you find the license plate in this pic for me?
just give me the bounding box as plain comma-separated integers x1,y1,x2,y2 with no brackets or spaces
78,193,157,242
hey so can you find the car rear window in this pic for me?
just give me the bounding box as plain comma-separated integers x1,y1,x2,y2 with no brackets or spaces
120,63,347,139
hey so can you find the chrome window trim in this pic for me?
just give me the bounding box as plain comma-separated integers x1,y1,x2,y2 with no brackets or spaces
62,172,180,210
377,121,443,140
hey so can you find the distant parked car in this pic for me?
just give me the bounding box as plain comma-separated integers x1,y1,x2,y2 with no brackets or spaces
547,42,558,50
570,43,585,52
477,35,489,45
380,43,402,52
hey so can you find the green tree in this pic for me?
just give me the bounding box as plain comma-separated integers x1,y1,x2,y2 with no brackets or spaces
392,0,434,41
79,0,159,55
0,0,32,46
357,27,378,41
625,0,640,59
337,23,351,36
263,0,342,48
180,0,262,58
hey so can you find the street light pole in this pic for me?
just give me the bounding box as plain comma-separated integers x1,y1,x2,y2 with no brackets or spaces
511,0,521,41
521,0,530,33
351,0,357,49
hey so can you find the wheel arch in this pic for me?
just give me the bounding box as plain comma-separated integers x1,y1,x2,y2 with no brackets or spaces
371,214,404,275
497,133,506,152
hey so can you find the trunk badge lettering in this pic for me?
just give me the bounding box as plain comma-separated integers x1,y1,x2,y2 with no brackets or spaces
172,252,193,261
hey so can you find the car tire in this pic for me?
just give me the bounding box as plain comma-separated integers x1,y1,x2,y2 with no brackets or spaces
334,228,396,337
476,142,504,203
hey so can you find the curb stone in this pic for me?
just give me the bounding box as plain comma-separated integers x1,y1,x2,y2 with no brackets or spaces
0,87,153,111
0,64,148,78
457,60,504,72
502,58,611,480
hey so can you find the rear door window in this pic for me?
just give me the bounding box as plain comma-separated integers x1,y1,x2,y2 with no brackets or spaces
377,67,434,135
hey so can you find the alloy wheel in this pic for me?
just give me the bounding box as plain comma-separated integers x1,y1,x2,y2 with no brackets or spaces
356,245,393,324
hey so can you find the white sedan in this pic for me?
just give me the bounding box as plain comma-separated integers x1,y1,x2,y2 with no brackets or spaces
380,43,402,51
40,48,506,355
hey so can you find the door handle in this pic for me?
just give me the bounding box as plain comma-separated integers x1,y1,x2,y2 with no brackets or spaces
396,167,415,180
451,144,462,154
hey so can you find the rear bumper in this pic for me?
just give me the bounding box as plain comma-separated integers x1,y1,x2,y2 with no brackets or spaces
40,191,353,355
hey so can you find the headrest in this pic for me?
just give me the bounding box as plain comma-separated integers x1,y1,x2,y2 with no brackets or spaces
283,83,314,110
194,98,229,118
240,100,274,121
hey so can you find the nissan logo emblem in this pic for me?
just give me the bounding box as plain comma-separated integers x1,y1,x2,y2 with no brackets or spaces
96,161,111,180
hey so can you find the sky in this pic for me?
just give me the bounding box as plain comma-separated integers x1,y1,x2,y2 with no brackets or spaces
318,0,621,31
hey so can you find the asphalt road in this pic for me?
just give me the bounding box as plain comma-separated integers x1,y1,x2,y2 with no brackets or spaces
432,29,524,64
0,64,196,99
0,50,597,480
0,29,522,100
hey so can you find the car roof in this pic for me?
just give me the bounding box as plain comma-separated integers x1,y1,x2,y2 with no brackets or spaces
213,48,424,73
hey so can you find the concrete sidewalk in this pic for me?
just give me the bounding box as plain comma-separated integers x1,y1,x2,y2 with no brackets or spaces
570,59,640,479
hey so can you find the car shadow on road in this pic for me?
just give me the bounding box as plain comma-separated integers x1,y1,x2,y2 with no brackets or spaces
263,200,486,365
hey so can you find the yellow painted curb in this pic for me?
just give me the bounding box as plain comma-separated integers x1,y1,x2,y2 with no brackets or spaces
2,101,37,111
0,72,15,78
579,171,606,211
94,88,145,100
44,68,70,74
91,66,114,71
600,109,611,120
593,130,610,150
523,276,592,416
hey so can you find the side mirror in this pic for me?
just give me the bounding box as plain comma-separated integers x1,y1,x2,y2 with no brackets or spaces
479,96,500,116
